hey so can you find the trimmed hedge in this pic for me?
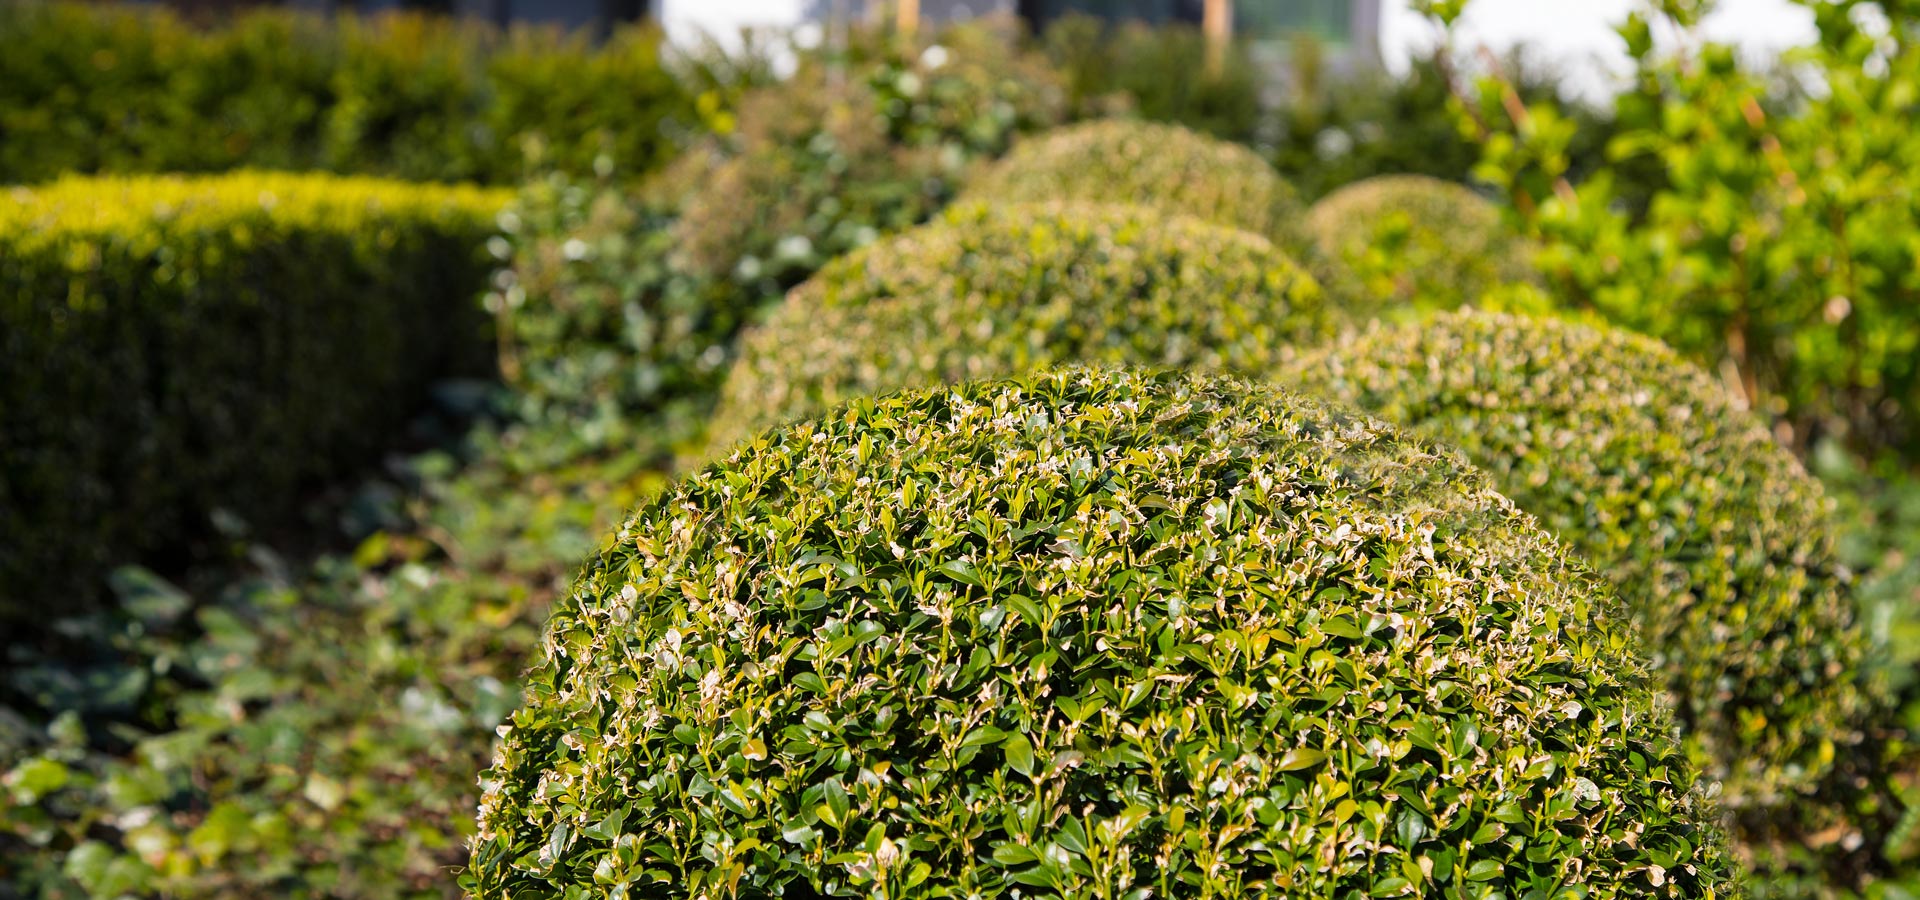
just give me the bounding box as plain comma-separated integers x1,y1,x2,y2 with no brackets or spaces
1303,175,1535,317
959,119,1303,241
1281,310,1882,842
473,366,1734,899
0,3,697,185
704,201,1333,454
0,172,509,626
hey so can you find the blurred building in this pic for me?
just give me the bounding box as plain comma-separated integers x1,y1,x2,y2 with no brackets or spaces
156,0,1381,72
277,0,650,31
782,0,1382,71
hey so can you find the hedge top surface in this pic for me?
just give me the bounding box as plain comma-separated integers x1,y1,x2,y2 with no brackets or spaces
1280,310,1876,816
0,172,510,252
704,201,1334,454
1302,174,1534,317
473,367,1734,899
959,118,1303,239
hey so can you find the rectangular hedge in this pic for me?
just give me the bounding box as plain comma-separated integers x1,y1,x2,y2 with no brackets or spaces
0,172,510,625
0,3,701,185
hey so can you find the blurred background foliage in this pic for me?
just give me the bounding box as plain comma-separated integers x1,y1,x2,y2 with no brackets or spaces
3,1,1919,898
0,2,758,184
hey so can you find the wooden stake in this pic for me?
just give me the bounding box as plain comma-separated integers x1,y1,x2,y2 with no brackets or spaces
898,0,920,36
1203,0,1231,76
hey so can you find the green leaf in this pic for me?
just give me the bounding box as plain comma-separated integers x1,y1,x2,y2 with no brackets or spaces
1465,859,1503,882
940,559,982,587
186,802,253,864
1003,733,1036,778
583,808,627,841
1395,810,1428,847
62,841,153,897
302,772,345,812
822,777,851,830
991,843,1039,866
1275,748,1327,772
1006,594,1045,627
4,757,70,804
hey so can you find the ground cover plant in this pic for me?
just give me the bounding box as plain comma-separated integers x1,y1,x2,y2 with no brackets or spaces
473,366,1734,899
959,118,1302,243
1281,309,1900,888
1303,175,1536,318
0,171,508,631
0,409,672,900
705,201,1332,454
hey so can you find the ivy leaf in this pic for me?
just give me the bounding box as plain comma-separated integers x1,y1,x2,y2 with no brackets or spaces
3,757,69,804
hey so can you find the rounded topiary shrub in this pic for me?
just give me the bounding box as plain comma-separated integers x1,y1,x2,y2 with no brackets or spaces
704,201,1334,455
1281,310,1880,835
1303,175,1535,317
472,367,1733,899
959,119,1303,240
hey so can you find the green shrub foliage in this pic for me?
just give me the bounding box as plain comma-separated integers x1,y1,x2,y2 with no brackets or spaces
1304,175,1536,317
0,172,508,626
669,73,949,287
0,3,696,184
485,168,748,453
705,202,1333,454
1439,0,1920,460
472,366,1734,899
0,381,670,900
673,20,1067,288
1282,310,1884,846
1039,15,1265,143
960,119,1303,240
1266,49,1624,205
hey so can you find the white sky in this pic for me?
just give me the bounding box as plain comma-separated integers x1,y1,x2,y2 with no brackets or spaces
1380,0,1816,97
663,0,1821,98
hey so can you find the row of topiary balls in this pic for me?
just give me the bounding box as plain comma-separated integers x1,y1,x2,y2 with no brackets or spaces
468,120,1893,897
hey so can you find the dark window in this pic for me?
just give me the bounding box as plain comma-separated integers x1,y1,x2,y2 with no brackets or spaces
1021,0,1204,29
602,0,647,23
1234,0,1353,44
1019,1,1356,44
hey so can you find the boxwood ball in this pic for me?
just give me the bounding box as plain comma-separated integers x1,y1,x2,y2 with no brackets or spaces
1281,309,1880,838
472,367,1733,899
960,119,1304,241
704,201,1333,456
1303,175,1535,318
